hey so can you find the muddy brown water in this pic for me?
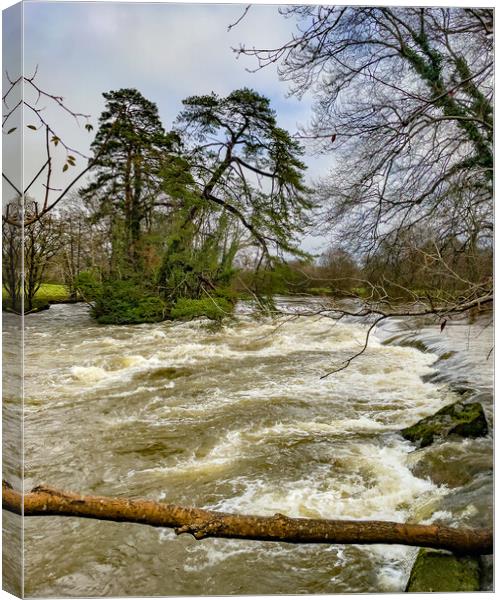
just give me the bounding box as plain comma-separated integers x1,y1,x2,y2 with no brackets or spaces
2,300,493,596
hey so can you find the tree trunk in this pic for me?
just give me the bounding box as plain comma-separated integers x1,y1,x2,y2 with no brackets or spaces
2,482,492,555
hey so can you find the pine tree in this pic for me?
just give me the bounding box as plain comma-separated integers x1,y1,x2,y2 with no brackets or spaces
81,88,178,269
176,88,313,259
157,88,314,299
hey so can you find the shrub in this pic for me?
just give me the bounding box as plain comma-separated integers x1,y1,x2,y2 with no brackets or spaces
75,271,102,300
170,296,233,321
212,286,239,304
96,281,167,324
76,274,167,324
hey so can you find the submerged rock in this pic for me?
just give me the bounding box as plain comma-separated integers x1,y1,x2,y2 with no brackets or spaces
401,401,488,448
145,366,193,380
405,549,481,592
410,442,493,488
381,335,429,354
439,350,457,361
479,555,494,591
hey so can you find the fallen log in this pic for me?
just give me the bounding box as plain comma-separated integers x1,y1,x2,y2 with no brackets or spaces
2,481,492,555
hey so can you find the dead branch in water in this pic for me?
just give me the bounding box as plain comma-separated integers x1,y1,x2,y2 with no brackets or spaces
2,481,492,555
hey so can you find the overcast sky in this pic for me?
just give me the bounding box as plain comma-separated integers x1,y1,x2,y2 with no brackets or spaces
4,1,337,253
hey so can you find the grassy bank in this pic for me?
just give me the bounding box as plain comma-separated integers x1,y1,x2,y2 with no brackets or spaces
2,283,71,308
32,283,70,303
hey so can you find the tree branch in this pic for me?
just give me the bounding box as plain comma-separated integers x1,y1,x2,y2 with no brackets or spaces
205,192,270,258
2,482,492,555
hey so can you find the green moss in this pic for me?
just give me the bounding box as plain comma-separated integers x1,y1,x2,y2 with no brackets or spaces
401,402,488,448
351,286,370,298
411,442,493,488
406,549,480,592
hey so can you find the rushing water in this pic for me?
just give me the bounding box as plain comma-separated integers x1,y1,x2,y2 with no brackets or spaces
5,300,494,596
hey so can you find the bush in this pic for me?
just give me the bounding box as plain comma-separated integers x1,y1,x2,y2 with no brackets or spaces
170,296,233,321
212,286,239,304
75,271,102,299
74,269,237,325
76,274,167,324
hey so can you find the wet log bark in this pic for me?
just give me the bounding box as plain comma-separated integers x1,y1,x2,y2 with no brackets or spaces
2,481,492,555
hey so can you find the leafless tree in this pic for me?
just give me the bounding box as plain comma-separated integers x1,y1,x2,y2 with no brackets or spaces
2,198,23,312
23,204,64,311
2,199,63,313
237,6,492,269
319,246,359,290
232,6,493,372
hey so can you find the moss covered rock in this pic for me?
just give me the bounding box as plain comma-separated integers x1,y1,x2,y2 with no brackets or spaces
405,549,480,592
401,401,488,448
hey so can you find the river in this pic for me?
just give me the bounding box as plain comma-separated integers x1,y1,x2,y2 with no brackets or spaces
3,299,494,595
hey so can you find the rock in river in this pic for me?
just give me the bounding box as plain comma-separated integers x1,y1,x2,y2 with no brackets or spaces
405,549,481,592
401,401,488,448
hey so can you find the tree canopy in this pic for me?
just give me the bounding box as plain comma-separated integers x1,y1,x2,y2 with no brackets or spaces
73,87,314,322
80,88,179,267
175,88,313,258
239,7,493,257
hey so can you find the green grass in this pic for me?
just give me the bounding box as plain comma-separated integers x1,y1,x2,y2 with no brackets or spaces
33,283,70,303
2,283,70,304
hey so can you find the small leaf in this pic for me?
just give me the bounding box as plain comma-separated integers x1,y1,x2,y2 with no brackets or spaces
85,123,94,132
7,127,17,134
62,164,69,172
27,124,37,130
51,136,60,146
67,155,75,161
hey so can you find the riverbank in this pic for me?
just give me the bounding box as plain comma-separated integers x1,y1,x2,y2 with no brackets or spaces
2,283,72,313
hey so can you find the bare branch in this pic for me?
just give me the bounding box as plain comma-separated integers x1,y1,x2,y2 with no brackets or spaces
227,5,251,32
